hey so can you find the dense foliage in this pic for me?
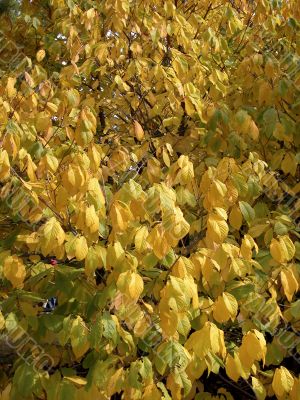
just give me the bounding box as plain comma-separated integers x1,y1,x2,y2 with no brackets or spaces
0,0,300,399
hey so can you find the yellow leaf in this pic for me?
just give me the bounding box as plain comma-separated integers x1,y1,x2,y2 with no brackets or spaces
207,213,228,243
0,311,5,330
175,155,194,185
272,367,294,398
62,164,87,195
0,150,10,181
213,292,238,323
211,180,227,199
270,236,295,263
162,148,170,167
128,272,144,299
117,271,144,300
46,102,58,114
74,236,89,261
70,316,90,359
115,75,130,92
134,120,144,141
3,256,26,289
134,314,151,337
142,383,162,400
270,238,283,263
88,144,102,172
74,107,97,147
225,352,244,382
39,217,65,257
163,207,190,247
147,158,161,183
36,49,46,62
291,377,300,400
281,268,299,302
87,178,106,211
65,376,87,386
2,134,18,160
281,152,297,176
239,330,266,369
147,224,170,259
106,242,125,270
185,322,212,359
185,322,226,360
6,77,16,98
85,205,99,233
240,234,257,260
159,309,178,337
107,368,125,397
134,226,149,252
110,201,133,232
213,207,228,220
85,245,106,277
45,154,58,173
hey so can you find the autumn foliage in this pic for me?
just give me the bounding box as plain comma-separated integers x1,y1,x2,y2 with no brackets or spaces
0,0,300,399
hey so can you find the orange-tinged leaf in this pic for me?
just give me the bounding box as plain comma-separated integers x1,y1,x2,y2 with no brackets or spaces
249,120,259,140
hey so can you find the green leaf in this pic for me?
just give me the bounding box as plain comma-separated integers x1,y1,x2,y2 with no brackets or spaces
161,250,176,268
290,300,300,319
42,315,64,333
155,340,189,375
274,221,288,235
102,312,118,345
89,313,103,351
228,283,255,300
59,380,76,400
12,364,37,397
239,201,255,225
41,371,61,400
